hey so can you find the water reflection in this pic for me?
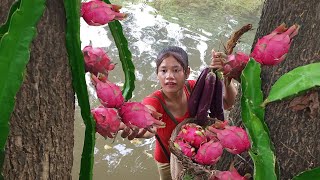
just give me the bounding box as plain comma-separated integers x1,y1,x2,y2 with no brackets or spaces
73,1,261,179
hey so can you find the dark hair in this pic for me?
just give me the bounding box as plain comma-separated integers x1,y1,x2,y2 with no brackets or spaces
156,46,189,73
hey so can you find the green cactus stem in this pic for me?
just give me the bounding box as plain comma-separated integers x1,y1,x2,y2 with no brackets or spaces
240,59,278,180
103,0,136,101
0,0,45,179
63,0,95,179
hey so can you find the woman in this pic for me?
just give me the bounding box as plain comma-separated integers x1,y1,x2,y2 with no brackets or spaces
121,46,237,180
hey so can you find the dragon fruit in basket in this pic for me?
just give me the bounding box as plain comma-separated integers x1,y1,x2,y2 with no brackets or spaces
176,123,207,148
194,140,223,166
209,126,251,154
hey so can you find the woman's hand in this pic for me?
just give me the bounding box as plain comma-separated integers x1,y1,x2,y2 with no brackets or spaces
119,105,165,140
119,123,149,140
210,49,238,110
210,49,227,71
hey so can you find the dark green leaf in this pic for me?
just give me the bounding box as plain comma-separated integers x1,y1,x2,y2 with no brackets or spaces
240,59,277,180
0,0,45,179
63,0,95,179
104,0,136,101
292,167,320,180
0,0,21,40
263,62,320,106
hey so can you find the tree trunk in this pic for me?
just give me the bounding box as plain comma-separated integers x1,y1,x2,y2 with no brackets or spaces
1,0,75,179
229,0,320,179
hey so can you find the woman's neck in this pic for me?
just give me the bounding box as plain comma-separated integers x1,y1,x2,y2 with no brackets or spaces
162,89,184,103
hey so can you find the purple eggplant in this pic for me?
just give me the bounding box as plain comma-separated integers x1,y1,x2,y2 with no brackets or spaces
188,67,210,117
209,74,224,120
195,71,216,126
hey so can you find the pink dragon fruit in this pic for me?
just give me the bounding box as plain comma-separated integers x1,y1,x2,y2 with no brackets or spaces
91,74,124,108
223,51,250,83
118,102,160,130
81,0,127,26
177,123,207,148
211,167,248,180
174,139,196,158
210,126,250,154
205,120,229,141
209,120,230,129
91,107,121,138
82,45,116,77
250,23,299,66
204,129,218,142
194,140,223,165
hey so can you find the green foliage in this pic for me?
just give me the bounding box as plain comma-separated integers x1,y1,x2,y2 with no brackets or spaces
240,59,277,180
103,0,136,101
183,173,194,180
63,0,96,179
0,0,45,179
0,0,21,40
292,167,320,180
263,63,320,106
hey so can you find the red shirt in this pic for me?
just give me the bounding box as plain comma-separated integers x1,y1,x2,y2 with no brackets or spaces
142,80,196,163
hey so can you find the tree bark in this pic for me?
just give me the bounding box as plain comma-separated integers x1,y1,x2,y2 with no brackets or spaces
229,0,320,179
1,0,75,179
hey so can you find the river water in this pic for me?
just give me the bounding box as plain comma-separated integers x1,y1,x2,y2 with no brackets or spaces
72,1,262,179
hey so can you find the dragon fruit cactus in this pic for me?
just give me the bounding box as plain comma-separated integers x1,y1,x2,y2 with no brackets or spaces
210,126,250,154
177,123,207,148
91,74,124,108
82,45,116,77
211,166,248,180
118,102,160,130
174,139,196,158
81,0,127,26
91,107,121,138
250,23,299,66
223,51,250,83
194,140,223,165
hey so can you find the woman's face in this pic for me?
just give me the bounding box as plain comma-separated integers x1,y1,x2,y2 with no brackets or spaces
157,55,189,94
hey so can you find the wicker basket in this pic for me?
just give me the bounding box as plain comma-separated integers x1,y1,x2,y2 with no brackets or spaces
169,118,233,180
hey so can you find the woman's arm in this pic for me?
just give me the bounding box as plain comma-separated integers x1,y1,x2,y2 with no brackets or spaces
210,50,238,110
223,79,238,110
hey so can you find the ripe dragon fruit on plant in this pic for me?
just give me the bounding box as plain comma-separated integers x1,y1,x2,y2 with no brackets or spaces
118,102,161,131
250,23,299,66
91,106,121,138
176,123,207,148
91,74,124,108
174,139,196,158
82,45,116,77
81,0,127,26
209,126,250,154
194,140,223,165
